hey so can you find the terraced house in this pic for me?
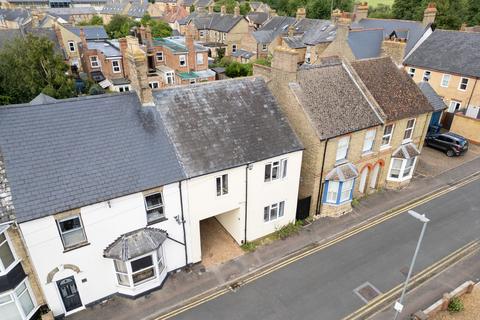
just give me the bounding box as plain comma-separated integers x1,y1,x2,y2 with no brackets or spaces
255,48,433,217
0,40,303,318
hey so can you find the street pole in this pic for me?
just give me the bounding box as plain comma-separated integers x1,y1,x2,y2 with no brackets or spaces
393,210,430,320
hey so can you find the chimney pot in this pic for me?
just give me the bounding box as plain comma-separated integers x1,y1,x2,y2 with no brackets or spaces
220,5,226,15
423,2,437,26
296,7,306,20
208,4,213,14
234,5,240,17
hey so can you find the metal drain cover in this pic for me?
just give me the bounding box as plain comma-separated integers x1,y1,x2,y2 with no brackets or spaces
354,282,382,303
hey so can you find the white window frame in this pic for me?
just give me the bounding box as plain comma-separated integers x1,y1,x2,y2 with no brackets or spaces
339,179,354,202
387,157,417,181
179,55,186,67
0,230,18,273
325,181,339,203
407,67,415,77
362,129,376,153
67,41,75,52
335,136,350,162
263,201,285,223
0,279,38,320
422,70,431,82
264,159,288,182
165,72,175,85
114,248,165,288
448,100,461,113
381,124,394,149
149,81,159,89
112,60,121,73
216,174,228,196
90,55,99,68
458,77,469,91
440,74,450,87
56,215,88,249
402,118,416,143
196,52,204,65
156,51,164,62
118,85,130,92
144,192,165,224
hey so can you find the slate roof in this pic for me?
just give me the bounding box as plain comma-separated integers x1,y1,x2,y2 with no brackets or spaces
252,16,296,43
87,40,122,57
231,48,254,59
351,57,434,121
0,93,185,223
246,12,268,25
104,227,167,261
418,82,447,112
290,61,383,140
0,8,30,25
46,7,98,20
325,163,358,181
0,27,61,53
347,28,383,59
153,78,303,177
187,12,244,33
392,143,420,159
194,0,212,8
30,93,57,105
101,0,128,15
127,1,149,18
351,18,427,55
403,30,480,78
67,25,108,40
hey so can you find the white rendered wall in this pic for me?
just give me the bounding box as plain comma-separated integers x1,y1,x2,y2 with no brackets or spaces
19,182,188,317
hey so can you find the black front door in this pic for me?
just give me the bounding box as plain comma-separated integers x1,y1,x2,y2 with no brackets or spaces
57,276,82,312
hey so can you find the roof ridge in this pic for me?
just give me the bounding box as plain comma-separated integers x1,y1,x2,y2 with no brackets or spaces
361,17,422,24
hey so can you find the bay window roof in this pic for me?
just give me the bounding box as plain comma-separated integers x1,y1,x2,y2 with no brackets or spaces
325,162,358,181
104,227,167,261
392,143,420,159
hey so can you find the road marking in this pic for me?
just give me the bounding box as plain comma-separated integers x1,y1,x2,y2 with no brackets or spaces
155,173,480,320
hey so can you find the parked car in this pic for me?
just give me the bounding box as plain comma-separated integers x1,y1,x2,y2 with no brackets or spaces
425,132,468,157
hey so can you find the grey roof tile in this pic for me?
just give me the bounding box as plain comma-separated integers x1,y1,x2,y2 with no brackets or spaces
67,25,108,40
104,227,167,260
153,78,303,177
347,28,383,59
418,81,447,112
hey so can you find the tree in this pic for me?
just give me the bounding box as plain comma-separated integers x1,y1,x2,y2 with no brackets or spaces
467,0,480,26
306,0,353,19
78,15,103,26
140,14,172,38
368,4,394,19
0,34,75,105
239,2,251,15
190,4,195,12
392,0,423,20
106,15,139,38
225,61,252,77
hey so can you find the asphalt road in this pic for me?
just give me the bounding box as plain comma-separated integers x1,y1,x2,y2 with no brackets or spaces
173,179,480,320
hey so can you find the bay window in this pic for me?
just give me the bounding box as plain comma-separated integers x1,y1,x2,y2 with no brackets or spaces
388,157,417,181
0,280,37,320
0,232,16,272
340,179,354,202
324,179,354,204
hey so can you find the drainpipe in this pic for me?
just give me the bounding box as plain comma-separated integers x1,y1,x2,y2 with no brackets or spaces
178,181,188,265
244,164,249,243
315,139,329,215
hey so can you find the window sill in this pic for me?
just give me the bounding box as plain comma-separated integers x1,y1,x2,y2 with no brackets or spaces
147,217,168,226
361,151,375,157
379,145,391,152
63,242,90,253
402,139,413,144
334,159,348,166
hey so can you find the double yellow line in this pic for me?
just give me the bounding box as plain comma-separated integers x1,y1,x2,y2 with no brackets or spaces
155,173,480,320
342,240,479,320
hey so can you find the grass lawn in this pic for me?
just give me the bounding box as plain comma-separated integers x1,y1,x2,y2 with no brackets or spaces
367,0,394,7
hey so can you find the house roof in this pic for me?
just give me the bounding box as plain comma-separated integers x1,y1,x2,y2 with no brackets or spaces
351,57,434,121
67,25,108,40
153,36,207,53
231,48,254,59
187,11,244,33
403,30,480,78
351,18,427,55
0,93,185,223
418,82,447,112
29,93,57,105
127,0,149,18
86,40,122,57
0,27,61,53
0,8,30,25
103,227,167,261
252,16,296,43
46,7,98,20
347,28,383,59
101,0,128,14
153,78,303,177
290,61,383,140
246,12,269,25
392,143,420,159
325,162,358,181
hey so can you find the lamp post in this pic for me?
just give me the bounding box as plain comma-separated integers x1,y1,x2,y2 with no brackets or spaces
393,210,430,320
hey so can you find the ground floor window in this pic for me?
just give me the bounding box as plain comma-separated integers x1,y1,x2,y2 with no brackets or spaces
114,247,165,288
263,201,285,222
0,279,36,320
323,179,355,204
387,157,417,181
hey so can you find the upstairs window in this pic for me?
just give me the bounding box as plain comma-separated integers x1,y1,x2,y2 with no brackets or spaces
335,136,350,161
459,77,468,91
262,44,268,51
0,232,15,272
179,55,186,66
199,30,206,37
264,159,287,181
381,124,394,147
112,60,121,73
422,70,431,82
68,41,75,52
156,52,164,62
407,67,415,77
90,56,99,68
144,192,164,224
403,119,415,142
57,215,87,249
440,74,450,87
232,44,237,53
216,174,228,196
362,129,376,153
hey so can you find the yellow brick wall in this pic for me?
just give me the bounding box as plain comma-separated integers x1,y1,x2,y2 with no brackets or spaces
225,19,250,56
381,40,406,65
450,114,480,144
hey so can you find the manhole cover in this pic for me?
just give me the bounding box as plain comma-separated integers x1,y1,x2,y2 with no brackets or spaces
354,282,382,303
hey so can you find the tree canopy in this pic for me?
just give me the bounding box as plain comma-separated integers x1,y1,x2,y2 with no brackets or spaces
140,14,173,37
0,34,75,105
77,15,104,26
105,15,139,38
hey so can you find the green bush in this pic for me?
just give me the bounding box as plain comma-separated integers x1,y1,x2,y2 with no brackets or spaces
225,61,252,78
351,198,360,208
275,221,303,240
448,297,464,313
241,241,257,252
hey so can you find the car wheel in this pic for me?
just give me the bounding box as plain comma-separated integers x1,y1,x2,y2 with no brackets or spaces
446,149,455,157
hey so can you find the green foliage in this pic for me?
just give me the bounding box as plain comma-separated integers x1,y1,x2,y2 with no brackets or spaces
391,0,422,20
241,241,257,252
141,14,173,37
368,4,394,18
214,0,237,13
255,55,272,67
225,61,253,77
351,198,360,208
106,15,139,38
274,221,303,240
239,2,251,15
190,4,195,12
87,83,105,95
447,297,464,313
78,15,104,26
264,0,352,19
0,34,76,105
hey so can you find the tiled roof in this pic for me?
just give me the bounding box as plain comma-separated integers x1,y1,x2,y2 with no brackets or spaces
403,30,480,78
246,12,268,25
188,12,244,33
418,82,447,112
392,143,420,159
0,93,185,223
252,16,296,43
347,28,383,59
291,61,383,140
0,8,30,24
86,40,122,57
0,27,61,53
67,25,108,40
351,57,434,121
325,162,358,181
153,78,303,177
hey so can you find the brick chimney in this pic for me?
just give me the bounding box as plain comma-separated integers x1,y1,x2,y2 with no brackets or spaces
79,28,87,51
186,25,196,71
138,25,147,45
296,7,306,20
318,22,356,61
269,9,277,17
353,2,368,22
288,25,295,37
208,4,213,14
145,25,153,48
423,2,437,26
124,36,154,106
220,5,226,15
234,5,240,17
119,37,129,78
271,46,298,82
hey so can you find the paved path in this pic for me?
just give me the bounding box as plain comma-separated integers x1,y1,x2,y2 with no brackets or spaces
172,179,480,320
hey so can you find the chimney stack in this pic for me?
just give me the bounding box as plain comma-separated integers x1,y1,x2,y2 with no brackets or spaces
234,5,240,17
145,25,153,48
272,46,298,78
119,38,129,78
208,4,213,14
296,7,306,20
353,2,368,22
288,25,295,37
124,36,154,106
186,25,196,71
269,9,277,17
220,5,226,15
423,2,437,26
138,25,147,45
79,28,87,50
